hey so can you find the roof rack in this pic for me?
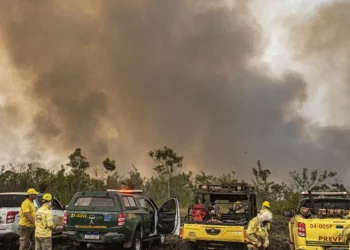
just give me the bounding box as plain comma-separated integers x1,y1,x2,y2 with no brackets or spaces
198,183,251,193
301,191,347,197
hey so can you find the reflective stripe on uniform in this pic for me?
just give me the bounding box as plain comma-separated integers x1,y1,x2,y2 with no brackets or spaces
35,204,55,238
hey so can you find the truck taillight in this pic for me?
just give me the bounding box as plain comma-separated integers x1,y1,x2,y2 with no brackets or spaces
180,227,183,239
117,214,127,226
6,211,18,224
298,222,306,237
64,212,68,225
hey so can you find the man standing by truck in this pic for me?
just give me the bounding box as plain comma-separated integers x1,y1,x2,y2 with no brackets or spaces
19,188,39,250
35,193,55,250
246,210,273,250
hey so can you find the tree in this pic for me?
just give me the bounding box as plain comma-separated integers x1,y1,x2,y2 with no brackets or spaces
66,148,90,175
195,171,237,186
217,171,237,186
329,179,347,192
66,148,90,193
103,158,116,177
32,167,53,192
252,160,292,207
121,165,144,189
148,146,184,198
252,160,274,201
289,168,337,191
171,171,194,206
194,171,217,185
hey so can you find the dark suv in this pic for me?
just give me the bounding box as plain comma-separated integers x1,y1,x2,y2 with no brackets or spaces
63,189,180,250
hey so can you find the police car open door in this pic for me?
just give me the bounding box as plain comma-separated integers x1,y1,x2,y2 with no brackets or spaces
157,198,181,235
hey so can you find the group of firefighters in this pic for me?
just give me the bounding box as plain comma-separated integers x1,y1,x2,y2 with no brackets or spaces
18,187,273,250
18,188,55,250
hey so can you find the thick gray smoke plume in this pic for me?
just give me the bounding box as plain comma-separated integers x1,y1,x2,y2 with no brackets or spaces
288,0,350,125
0,0,349,179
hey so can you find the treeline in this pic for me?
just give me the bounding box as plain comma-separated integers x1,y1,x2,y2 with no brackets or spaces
0,147,345,210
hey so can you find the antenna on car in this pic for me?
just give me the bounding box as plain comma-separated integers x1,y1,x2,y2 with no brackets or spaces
242,152,247,182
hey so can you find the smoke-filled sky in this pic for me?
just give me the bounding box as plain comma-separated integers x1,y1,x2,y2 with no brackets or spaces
0,0,349,182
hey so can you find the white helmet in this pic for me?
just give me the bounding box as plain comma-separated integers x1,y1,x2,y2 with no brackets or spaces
258,211,273,223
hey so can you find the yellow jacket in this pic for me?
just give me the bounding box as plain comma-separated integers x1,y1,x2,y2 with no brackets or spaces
19,199,36,227
35,204,55,237
342,224,350,246
246,217,269,249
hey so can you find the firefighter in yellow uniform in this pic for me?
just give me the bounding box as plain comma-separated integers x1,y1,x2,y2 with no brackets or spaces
342,222,350,247
246,210,273,250
260,201,271,231
35,193,55,250
19,188,39,250
261,201,270,213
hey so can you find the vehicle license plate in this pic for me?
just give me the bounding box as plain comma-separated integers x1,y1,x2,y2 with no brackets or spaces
84,234,99,240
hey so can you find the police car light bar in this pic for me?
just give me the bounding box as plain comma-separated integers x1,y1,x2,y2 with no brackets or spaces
301,191,347,196
107,189,143,194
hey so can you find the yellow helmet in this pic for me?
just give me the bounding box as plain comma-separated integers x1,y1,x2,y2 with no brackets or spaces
42,193,53,202
26,188,39,195
263,201,270,208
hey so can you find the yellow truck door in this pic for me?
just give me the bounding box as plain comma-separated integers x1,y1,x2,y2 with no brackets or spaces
285,192,350,250
303,219,350,247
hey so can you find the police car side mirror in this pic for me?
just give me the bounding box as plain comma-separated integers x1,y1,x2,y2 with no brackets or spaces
63,205,68,210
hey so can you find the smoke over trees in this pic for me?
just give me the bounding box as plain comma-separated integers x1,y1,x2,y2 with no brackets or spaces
0,1,349,180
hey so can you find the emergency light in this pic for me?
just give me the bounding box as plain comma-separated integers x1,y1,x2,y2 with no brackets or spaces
107,189,143,194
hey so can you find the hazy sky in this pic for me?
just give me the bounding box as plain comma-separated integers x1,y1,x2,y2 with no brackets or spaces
0,0,349,183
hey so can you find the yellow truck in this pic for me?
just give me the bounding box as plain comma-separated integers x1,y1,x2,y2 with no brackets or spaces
180,183,257,250
283,191,350,250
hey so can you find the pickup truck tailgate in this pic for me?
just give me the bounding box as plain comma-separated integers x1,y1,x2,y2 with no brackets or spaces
65,195,123,233
183,224,245,242
68,211,119,232
304,219,350,247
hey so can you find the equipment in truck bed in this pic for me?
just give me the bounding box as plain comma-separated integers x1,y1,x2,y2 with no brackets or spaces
180,183,257,250
187,183,257,224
